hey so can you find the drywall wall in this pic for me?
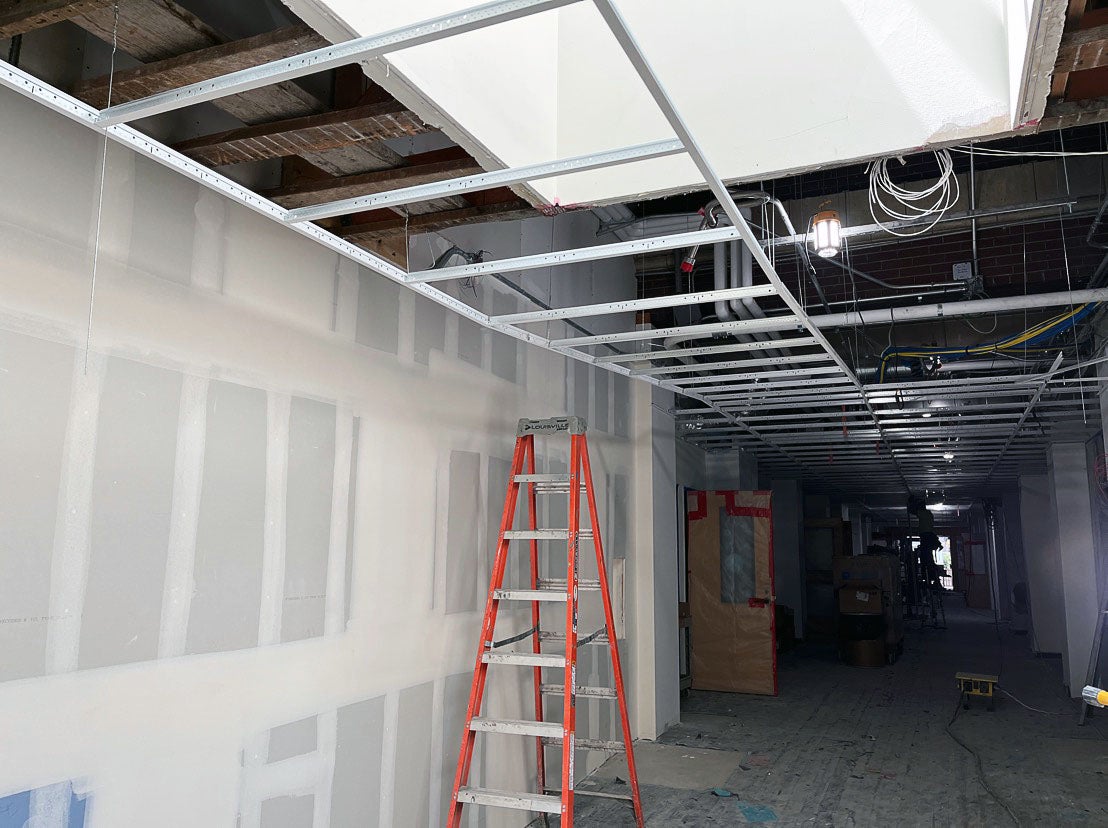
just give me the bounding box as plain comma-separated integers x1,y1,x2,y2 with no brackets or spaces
704,450,758,491
771,479,805,640
628,384,680,740
675,437,708,491
293,0,1030,206
1020,474,1066,656
1048,443,1100,696
0,82,644,826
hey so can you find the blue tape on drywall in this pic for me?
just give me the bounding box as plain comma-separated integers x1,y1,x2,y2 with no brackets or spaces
0,783,87,828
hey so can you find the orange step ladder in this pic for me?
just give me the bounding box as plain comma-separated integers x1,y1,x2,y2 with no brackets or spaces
447,416,644,827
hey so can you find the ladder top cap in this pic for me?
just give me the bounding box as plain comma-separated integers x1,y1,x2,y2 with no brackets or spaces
518,416,588,436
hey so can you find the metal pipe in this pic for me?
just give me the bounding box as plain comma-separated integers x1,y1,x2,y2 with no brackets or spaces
822,256,964,293
821,287,965,309
713,243,736,322
764,198,1080,248
729,236,787,359
808,288,1108,329
969,145,979,277
1087,194,1108,250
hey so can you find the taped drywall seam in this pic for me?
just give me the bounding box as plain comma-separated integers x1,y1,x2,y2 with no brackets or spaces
432,449,447,611
238,732,269,828
190,187,227,292
396,287,416,367
324,407,354,636
88,142,135,273
158,374,209,658
259,392,292,646
246,752,323,801
313,710,338,827
29,781,71,828
378,691,400,827
240,731,327,826
45,350,106,675
333,257,359,339
428,677,446,826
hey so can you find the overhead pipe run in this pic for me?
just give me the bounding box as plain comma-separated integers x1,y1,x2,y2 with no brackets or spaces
681,190,830,310
807,288,1108,329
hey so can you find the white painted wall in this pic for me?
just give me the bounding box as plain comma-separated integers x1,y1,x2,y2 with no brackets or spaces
1048,443,1100,697
628,385,680,740
1020,474,1066,657
0,84,647,826
293,0,1031,206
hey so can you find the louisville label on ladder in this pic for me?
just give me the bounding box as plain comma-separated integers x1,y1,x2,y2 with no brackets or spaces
447,417,644,827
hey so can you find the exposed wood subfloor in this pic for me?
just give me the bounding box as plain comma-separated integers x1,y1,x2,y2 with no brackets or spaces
575,597,1108,826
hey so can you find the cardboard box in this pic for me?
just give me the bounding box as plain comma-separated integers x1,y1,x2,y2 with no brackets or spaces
833,554,899,594
839,585,883,615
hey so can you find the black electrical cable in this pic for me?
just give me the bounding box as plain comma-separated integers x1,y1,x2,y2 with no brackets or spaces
7,34,21,66
945,694,1021,827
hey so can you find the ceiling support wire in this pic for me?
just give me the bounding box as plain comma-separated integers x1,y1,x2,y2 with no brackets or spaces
84,2,119,374
1057,163,1087,424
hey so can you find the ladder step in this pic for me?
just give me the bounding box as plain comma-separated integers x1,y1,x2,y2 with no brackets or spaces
514,474,571,483
456,787,562,814
538,631,610,645
540,736,626,751
539,578,601,590
546,787,634,802
541,683,617,698
483,651,565,668
471,717,564,738
494,589,567,602
503,529,593,540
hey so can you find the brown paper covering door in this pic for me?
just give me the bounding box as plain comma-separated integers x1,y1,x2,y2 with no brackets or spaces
686,490,776,695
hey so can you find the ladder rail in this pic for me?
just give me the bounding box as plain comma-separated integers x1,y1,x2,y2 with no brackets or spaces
559,434,583,824
580,441,645,828
525,438,548,800
447,435,529,828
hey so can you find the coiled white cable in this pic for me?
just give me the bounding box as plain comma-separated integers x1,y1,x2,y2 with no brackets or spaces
868,149,960,237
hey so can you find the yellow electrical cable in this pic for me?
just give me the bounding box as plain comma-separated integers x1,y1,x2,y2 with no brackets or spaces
876,305,1089,382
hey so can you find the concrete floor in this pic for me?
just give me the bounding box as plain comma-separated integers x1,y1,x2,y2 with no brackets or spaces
574,597,1108,827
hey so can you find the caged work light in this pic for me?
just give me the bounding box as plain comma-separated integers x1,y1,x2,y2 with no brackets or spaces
812,209,843,258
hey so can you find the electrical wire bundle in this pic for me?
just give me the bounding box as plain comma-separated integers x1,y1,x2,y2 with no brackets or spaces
868,149,960,237
877,302,1099,382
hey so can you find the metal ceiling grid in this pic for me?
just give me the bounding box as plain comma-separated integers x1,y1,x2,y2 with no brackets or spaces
1,0,1102,497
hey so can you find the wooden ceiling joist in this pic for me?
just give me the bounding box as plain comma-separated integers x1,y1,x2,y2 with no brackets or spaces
62,1,498,227
1055,23,1108,73
0,0,110,37
339,200,537,245
74,24,327,108
263,156,483,209
71,0,221,61
174,100,429,166
1039,95,1108,129
72,5,407,174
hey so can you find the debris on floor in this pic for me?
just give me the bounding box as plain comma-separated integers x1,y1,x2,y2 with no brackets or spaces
736,801,778,822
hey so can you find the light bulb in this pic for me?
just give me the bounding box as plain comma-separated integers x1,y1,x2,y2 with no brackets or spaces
812,209,842,258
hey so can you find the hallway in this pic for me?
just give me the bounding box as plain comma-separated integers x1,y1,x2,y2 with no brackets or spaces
576,598,1108,826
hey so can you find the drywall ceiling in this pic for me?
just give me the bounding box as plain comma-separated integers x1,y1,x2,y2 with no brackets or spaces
286,0,1034,206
